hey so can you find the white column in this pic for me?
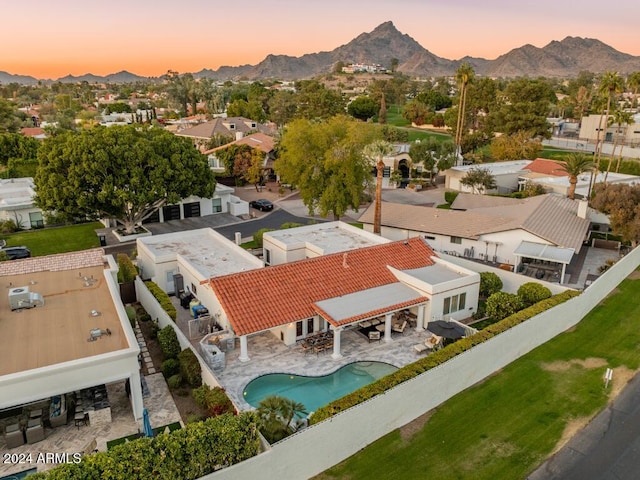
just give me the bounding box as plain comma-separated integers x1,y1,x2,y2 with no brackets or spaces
238,335,250,362
129,370,144,421
416,304,425,331
560,263,567,284
331,328,343,359
384,313,392,343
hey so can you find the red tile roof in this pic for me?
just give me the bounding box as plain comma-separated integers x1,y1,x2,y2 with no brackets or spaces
526,158,568,177
209,237,436,336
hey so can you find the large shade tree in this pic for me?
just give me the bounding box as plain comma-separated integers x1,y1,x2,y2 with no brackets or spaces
591,183,640,247
275,115,380,220
35,125,215,233
459,166,497,194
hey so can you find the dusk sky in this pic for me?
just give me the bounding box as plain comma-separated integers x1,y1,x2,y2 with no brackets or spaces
3,0,640,79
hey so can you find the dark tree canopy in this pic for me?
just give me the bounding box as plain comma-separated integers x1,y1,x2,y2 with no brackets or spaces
35,125,215,233
347,96,379,121
591,183,640,246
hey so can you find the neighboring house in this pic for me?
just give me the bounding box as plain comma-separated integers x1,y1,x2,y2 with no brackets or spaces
0,249,144,426
523,170,640,199
20,127,46,139
579,113,640,148
138,223,479,362
0,178,45,229
372,143,413,189
443,160,533,194
101,184,249,227
359,194,592,283
175,117,277,152
204,132,276,177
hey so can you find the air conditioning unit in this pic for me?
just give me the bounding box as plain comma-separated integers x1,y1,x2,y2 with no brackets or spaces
9,286,44,310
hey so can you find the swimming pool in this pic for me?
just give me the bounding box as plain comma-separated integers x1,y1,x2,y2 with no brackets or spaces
243,361,398,413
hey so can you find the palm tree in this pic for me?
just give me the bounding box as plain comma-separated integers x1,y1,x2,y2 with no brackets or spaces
594,72,624,170
256,395,308,443
627,71,640,96
363,140,395,234
606,109,633,178
560,153,594,200
454,63,475,163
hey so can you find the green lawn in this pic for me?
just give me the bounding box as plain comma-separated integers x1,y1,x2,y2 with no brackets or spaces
319,275,640,480
1,222,103,256
385,106,410,127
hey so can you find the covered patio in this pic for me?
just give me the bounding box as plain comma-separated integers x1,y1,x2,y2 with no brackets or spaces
514,241,575,283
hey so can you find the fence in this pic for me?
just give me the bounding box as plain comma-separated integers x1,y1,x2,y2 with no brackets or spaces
204,246,640,480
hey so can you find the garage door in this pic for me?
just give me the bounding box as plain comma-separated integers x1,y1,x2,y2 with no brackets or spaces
142,210,160,224
162,204,181,221
183,202,201,218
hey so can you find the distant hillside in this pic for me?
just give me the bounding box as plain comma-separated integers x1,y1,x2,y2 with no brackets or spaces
3,23,640,84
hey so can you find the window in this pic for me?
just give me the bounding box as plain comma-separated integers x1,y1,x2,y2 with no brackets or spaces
212,198,222,213
443,292,466,315
191,283,197,295
264,249,271,265
29,211,44,229
307,318,314,335
450,236,462,244
296,321,303,337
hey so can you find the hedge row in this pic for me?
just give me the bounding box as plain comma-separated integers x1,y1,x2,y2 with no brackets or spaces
116,253,137,283
179,348,202,387
193,384,236,417
28,412,260,480
158,325,181,360
310,289,579,425
144,280,177,320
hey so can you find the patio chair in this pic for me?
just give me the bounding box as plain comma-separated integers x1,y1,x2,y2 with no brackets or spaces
368,331,381,343
392,320,407,334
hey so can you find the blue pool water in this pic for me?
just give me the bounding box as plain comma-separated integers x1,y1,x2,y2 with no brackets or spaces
243,361,398,413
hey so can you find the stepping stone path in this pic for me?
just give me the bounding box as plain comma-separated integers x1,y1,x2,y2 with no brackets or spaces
135,324,156,375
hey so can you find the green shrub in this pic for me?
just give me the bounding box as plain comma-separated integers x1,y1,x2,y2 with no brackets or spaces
27,413,259,479
116,253,137,283
144,281,176,321
253,228,275,248
149,321,159,339
517,282,552,307
161,358,180,378
178,348,202,387
479,271,503,298
157,326,181,359
125,306,137,329
444,191,459,205
280,222,303,229
193,384,235,417
140,312,151,322
0,219,19,233
0,251,9,262
309,290,579,425
486,292,523,320
167,374,183,390
186,413,205,424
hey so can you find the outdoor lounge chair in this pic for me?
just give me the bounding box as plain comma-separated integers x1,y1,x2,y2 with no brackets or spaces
368,331,381,343
392,320,407,334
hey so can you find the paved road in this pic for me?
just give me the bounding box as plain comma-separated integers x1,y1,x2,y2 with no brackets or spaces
528,372,640,480
215,208,325,241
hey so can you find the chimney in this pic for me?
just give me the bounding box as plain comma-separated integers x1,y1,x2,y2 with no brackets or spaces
343,253,349,268
577,200,588,219
235,131,244,141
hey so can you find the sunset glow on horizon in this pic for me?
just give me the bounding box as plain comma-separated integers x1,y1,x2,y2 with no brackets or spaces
3,0,640,79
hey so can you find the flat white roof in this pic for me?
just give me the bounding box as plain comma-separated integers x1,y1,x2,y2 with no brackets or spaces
265,221,388,254
514,241,575,264
403,263,467,284
313,283,425,323
451,160,533,175
0,178,36,210
139,228,262,278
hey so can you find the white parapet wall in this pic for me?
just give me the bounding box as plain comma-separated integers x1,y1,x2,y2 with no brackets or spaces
203,246,640,480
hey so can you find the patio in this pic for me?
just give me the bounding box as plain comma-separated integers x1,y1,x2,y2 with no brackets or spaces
0,374,181,478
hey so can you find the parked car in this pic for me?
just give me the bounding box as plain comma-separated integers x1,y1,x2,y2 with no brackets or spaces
249,199,274,212
1,246,31,260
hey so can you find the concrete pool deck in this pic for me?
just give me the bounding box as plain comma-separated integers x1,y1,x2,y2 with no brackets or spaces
211,326,436,411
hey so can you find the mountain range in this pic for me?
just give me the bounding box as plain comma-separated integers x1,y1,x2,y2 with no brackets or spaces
3,21,640,85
